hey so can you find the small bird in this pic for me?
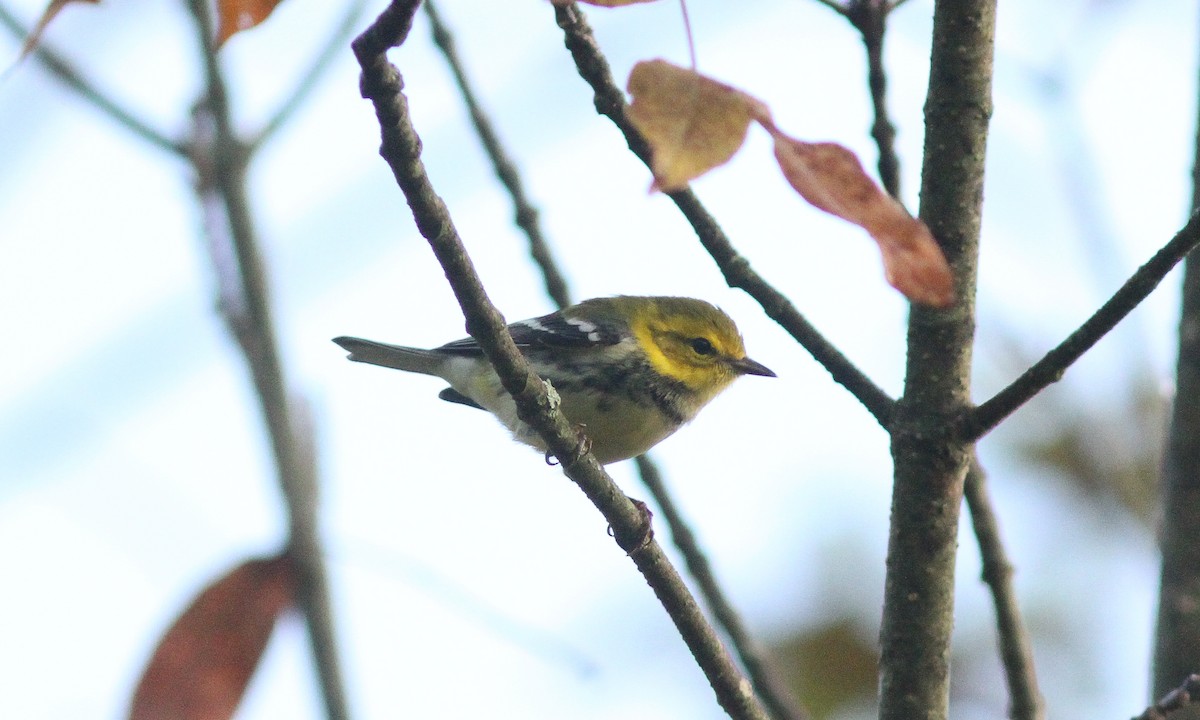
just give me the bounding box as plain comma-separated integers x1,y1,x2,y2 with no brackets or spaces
333,296,774,464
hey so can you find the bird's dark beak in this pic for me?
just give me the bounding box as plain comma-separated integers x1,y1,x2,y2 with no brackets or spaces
730,356,776,377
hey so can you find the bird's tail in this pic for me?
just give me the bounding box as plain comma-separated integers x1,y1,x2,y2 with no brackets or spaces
332,336,445,376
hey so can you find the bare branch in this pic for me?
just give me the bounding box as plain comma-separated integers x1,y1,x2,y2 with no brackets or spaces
184,1,350,717
635,457,809,720
424,10,802,714
0,2,185,155
352,5,770,718
552,2,896,429
249,0,371,151
966,211,1200,442
1133,675,1200,720
811,0,849,17
1152,21,1200,700
843,1,902,198
964,456,1044,720
423,0,571,309
879,1,995,717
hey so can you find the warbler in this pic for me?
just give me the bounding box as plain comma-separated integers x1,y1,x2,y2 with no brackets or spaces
333,296,774,464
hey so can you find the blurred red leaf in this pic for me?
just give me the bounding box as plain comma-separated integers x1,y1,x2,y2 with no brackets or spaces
771,133,955,307
215,0,285,47
626,59,769,192
128,553,296,720
16,0,99,62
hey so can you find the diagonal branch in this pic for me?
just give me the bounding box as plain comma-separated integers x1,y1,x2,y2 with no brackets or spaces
636,457,809,720
424,9,802,716
1133,674,1200,720
0,2,186,155
248,0,371,151
552,2,896,429
966,211,1200,442
352,5,770,719
964,455,1044,720
422,0,571,309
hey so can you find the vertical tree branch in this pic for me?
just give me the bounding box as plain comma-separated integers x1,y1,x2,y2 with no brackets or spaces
184,1,349,718
879,2,995,719
1152,13,1200,702
353,5,770,718
964,456,1044,720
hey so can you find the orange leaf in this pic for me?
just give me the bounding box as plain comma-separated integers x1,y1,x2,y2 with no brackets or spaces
771,134,954,307
16,0,100,63
215,0,285,47
626,59,769,192
129,554,296,720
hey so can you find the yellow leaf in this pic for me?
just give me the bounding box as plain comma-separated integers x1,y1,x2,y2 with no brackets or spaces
772,134,955,307
626,59,768,192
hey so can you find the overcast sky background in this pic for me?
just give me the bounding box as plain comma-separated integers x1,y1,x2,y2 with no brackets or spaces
0,0,1195,718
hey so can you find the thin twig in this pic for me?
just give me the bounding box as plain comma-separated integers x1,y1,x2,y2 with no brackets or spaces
352,5,770,718
812,0,849,17
1132,675,1200,720
425,11,801,715
248,0,371,151
552,2,896,429
843,1,902,198
678,0,697,71
636,457,808,720
966,211,1200,442
964,456,1044,720
184,1,349,718
0,2,186,155
423,0,571,309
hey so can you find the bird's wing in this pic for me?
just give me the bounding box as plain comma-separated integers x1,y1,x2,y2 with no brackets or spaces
436,311,625,355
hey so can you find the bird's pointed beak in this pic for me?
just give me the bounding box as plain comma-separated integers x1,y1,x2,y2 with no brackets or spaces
730,356,775,377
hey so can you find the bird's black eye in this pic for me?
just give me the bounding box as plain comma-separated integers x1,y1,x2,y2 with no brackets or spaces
689,337,717,356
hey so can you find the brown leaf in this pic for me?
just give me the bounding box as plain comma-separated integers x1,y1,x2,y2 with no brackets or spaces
16,0,100,63
626,59,769,192
129,553,296,720
215,0,285,47
771,133,954,307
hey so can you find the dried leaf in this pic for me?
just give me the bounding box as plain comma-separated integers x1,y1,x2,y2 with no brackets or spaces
215,0,285,47
626,59,768,192
16,0,100,63
129,553,296,720
772,134,954,307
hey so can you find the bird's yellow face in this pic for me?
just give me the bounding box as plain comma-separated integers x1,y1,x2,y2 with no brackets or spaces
626,298,760,398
